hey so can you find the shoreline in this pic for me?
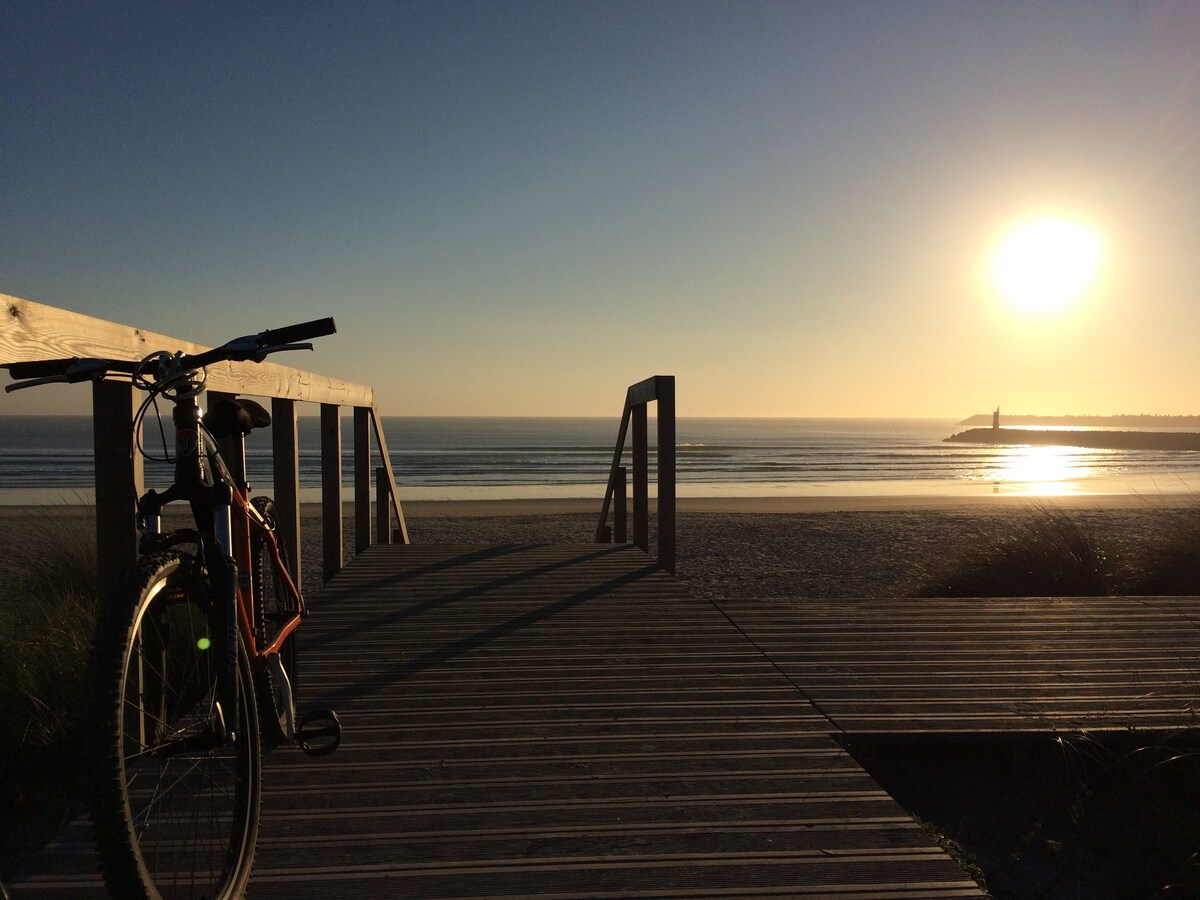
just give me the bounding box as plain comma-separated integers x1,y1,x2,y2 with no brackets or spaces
0,491,1187,522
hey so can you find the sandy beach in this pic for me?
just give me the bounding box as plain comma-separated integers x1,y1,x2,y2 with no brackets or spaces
395,495,1186,601
2,492,1186,601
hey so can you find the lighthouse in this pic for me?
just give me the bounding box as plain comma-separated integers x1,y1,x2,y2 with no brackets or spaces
992,407,1000,430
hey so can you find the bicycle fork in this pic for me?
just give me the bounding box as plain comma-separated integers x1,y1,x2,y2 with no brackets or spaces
209,485,241,741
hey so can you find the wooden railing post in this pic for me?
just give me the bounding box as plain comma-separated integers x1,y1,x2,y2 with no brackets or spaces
320,403,342,582
595,376,675,571
655,376,676,575
271,398,301,589
632,403,649,551
353,407,371,552
375,466,392,544
615,466,627,544
93,380,142,598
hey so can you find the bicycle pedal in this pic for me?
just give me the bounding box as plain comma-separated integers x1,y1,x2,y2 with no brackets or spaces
295,708,341,757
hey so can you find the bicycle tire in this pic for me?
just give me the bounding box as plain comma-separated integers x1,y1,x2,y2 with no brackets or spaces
250,496,299,748
89,550,261,900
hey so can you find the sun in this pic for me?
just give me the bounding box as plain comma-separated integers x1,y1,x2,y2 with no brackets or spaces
992,218,1103,313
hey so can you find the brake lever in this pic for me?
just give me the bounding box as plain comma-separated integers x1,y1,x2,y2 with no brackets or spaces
4,358,112,392
250,342,314,362
5,374,70,392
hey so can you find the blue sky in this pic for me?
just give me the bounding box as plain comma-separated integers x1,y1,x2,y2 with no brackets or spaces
4,1,1199,416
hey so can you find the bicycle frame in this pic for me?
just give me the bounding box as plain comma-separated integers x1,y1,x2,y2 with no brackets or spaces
137,393,304,676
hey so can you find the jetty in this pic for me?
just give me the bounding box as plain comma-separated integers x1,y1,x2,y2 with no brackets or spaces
945,427,1200,451
5,295,1200,897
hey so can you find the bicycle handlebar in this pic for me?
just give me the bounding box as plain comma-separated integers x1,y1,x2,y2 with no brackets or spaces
2,317,338,393
258,317,337,346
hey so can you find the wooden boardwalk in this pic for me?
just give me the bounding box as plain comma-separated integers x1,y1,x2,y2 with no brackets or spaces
11,543,1200,897
10,544,982,898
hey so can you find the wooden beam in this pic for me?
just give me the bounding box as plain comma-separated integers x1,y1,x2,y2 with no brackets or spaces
353,407,371,553
369,407,408,544
320,404,342,583
595,402,632,541
271,398,301,590
93,380,142,598
0,293,373,406
626,375,662,407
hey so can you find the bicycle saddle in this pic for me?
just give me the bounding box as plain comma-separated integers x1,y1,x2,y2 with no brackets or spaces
204,398,271,439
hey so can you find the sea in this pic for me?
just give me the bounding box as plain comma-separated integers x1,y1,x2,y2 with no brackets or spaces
3,416,1200,504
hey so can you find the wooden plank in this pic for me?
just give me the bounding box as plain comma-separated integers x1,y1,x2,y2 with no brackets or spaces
721,596,1200,737
271,398,301,589
92,379,142,598
0,292,372,406
320,403,343,582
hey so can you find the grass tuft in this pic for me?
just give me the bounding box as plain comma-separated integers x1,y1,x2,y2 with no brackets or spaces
0,512,97,868
1124,502,1200,595
913,814,989,892
910,504,1118,598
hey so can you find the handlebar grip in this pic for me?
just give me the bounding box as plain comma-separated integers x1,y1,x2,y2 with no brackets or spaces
5,358,81,379
6,357,139,380
259,317,337,346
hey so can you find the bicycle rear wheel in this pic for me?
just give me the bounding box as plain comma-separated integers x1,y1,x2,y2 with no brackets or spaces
250,496,299,748
89,550,261,900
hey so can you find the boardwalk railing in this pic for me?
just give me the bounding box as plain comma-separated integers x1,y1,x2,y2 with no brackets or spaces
595,374,676,574
0,293,408,595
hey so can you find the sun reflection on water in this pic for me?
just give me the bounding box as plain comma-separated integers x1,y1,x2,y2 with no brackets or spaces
992,445,1092,495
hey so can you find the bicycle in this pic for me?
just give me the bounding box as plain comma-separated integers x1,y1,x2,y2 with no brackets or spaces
4,319,344,899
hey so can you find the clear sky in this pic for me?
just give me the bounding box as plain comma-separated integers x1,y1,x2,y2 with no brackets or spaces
3,1,1198,417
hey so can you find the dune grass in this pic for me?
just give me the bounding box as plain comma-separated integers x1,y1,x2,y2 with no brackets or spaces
1123,503,1200,595
910,504,1118,597
910,499,1200,599
0,513,97,869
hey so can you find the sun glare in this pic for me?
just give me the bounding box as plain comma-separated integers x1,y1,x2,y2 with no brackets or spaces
992,218,1103,314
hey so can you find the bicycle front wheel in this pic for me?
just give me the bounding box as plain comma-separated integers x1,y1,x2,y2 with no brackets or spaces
89,550,261,900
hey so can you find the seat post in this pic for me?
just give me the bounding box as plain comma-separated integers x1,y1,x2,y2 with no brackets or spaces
208,391,248,488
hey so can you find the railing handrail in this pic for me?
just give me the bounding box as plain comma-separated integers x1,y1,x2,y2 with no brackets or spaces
595,375,676,574
1,293,407,594
1,293,372,406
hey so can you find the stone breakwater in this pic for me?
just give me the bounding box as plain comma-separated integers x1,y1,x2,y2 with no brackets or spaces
945,428,1200,451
